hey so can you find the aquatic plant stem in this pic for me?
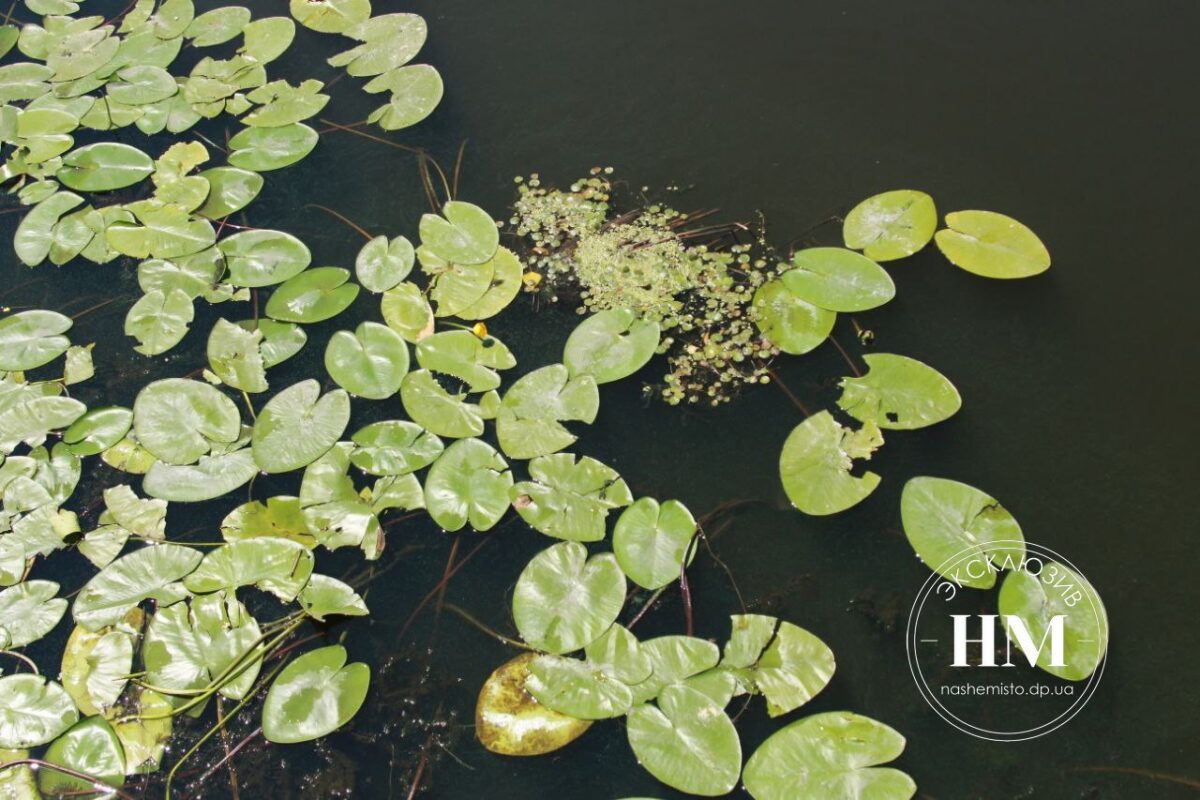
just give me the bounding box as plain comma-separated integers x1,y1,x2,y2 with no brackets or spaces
828,333,863,377
0,759,138,799
215,696,242,800
679,560,694,637
441,603,532,650
304,203,374,241
395,537,491,642
190,727,261,795
766,368,810,416
0,649,38,673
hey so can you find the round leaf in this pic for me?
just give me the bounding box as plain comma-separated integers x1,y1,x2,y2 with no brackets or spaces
39,716,125,795
58,142,154,191
350,420,442,476
0,310,71,371
63,406,132,456
626,684,742,796
0,675,78,749
262,645,370,743
934,209,1051,279
197,166,263,219
838,353,961,430
418,201,498,265
613,498,697,590
752,279,835,355
511,453,632,542
563,308,660,384
843,189,937,261
512,541,625,654
265,267,360,323
475,653,591,756
228,123,318,171
781,247,896,312
355,234,413,293
143,450,258,502
779,411,881,516
133,378,240,465
0,580,66,648
219,229,311,288
72,544,203,631
525,654,633,719
423,437,512,532
324,321,409,399
252,380,350,473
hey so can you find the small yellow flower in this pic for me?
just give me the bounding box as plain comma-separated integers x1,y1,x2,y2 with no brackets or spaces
471,321,489,339
521,271,543,291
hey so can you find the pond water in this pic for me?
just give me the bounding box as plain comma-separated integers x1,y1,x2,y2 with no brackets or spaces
4,0,1198,798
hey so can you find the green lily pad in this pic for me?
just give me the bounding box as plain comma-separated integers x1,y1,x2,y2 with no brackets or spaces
111,688,172,775
60,618,137,716
419,200,498,266
63,406,133,456
39,716,125,796
900,477,1024,590
399,370,489,438
739,616,836,717
72,543,203,631
779,411,882,516
935,210,1051,279
106,207,216,260
629,636,721,705
289,0,371,33
207,318,267,393
425,254,494,319
752,279,836,355
222,495,314,547
496,364,598,459
364,64,444,131
838,353,961,430
262,645,370,743
0,580,66,648
196,166,263,219
0,310,71,371
298,574,369,621
355,234,414,293
227,122,318,171
124,288,195,356
380,281,434,342
513,541,625,654
143,591,262,702
143,449,258,502
563,308,660,384
781,247,896,312
137,249,224,300
252,379,350,473
219,229,311,287
0,395,86,454
0,675,78,749
14,192,84,266
612,498,697,590
266,266,360,323
324,321,409,399
102,485,165,539
133,378,240,465
998,560,1108,681
585,624,653,685
185,538,314,601
350,420,443,476
107,64,176,105
626,684,741,796
525,654,634,719
511,453,632,542
327,12,427,77
455,245,522,319
245,319,308,367
240,16,296,63
843,189,937,262
57,142,154,191
422,437,512,532
243,79,329,128
416,330,515,392
476,653,592,756
186,6,252,46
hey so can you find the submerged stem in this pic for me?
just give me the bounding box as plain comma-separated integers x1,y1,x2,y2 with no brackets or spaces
441,603,532,650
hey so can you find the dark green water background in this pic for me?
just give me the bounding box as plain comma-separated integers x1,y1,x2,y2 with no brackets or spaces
5,0,1198,797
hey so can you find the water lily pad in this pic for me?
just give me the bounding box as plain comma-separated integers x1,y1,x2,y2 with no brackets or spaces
476,653,592,756
365,64,444,131
0,395,86,454
399,370,487,439
779,411,881,516
186,6,252,46
124,288,194,355
380,281,434,342
355,234,413,293
111,688,172,775
103,485,165,539
752,279,836,355
60,619,136,715
525,654,634,719
143,449,258,502
290,0,371,33
227,122,318,171
350,420,442,476
513,541,625,654
266,266,360,323
240,16,296,64
133,378,240,465
185,538,314,601
901,477,1024,590
0,580,66,648
247,319,307,367
626,684,741,796
298,574,368,621
143,591,262,702
496,364,598,459
324,321,409,399
781,247,895,312
328,12,427,77
14,192,84,266
743,617,836,717
207,318,267,393
57,142,154,191
39,715,125,796
262,645,370,743
612,498,696,590
629,636,721,704
454,245,522,319
416,330,515,392
0,675,77,749
422,437,512,532
0,310,71,371
106,206,215,260
585,624,653,685
511,453,632,542
252,380,350,473
196,166,263,219
998,560,1108,681
935,210,1051,279
222,496,314,547
219,229,311,287
419,200,498,266
563,308,661,384
63,406,132,456
107,64,176,105
425,255,494,318
243,79,329,128
843,189,937,262
73,543,203,631
838,353,961,430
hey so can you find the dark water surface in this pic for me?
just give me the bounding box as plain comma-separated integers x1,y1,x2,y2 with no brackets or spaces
5,0,1198,798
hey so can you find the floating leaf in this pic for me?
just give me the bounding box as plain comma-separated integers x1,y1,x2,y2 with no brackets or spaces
476,653,592,756
266,266,360,323
418,200,498,265
511,453,632,542
324,321,409,399
350,420,442,476
365,64,443,131
779,412,881,516
0,310,71,371
496,364,598,459
563,309,660,384
103,485,165,539
39,716,125,796
838,353,961,430
512,541,625,654
222,496,314,547
290,0,371,34
240,16,296,63
843,189,937,261
355,234,413,293
60,619,137,715
137,250,224,300
0,580,66,648
133,378,240,465
106,207,215,260
752,279,836,355
57,143,154,192
399,370,488,439
298,574,369,621
262,645,370,743
219,229,311,287
251,319,308,367
741,617,836,717
935,210,1051,279
243,79,329,128
426,255,494,318
252,380,350,473
143,449,258,502
328,13,427,77
998,560,1108,681
455,245,522,319
228,122,318,171
381,281,434,342
72,543,203,631
781,247,895,312
124,288,194,356
585,624,653,685
629,636,721,705
423,437,512,532
900,477,1024,590
143,591,262,702
0,396,87,454
416,330,514,392
744,712,916,800
63,407,132,456
111,688,172,775
196,166,263,219
613,498,696,590
14,192,84,266
207,318,267,393
186,6,252,46
107,65,177,105
626,684,741,796
0,62,53,103
0,675,78,748
185,538,314,601
525,654,633,719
